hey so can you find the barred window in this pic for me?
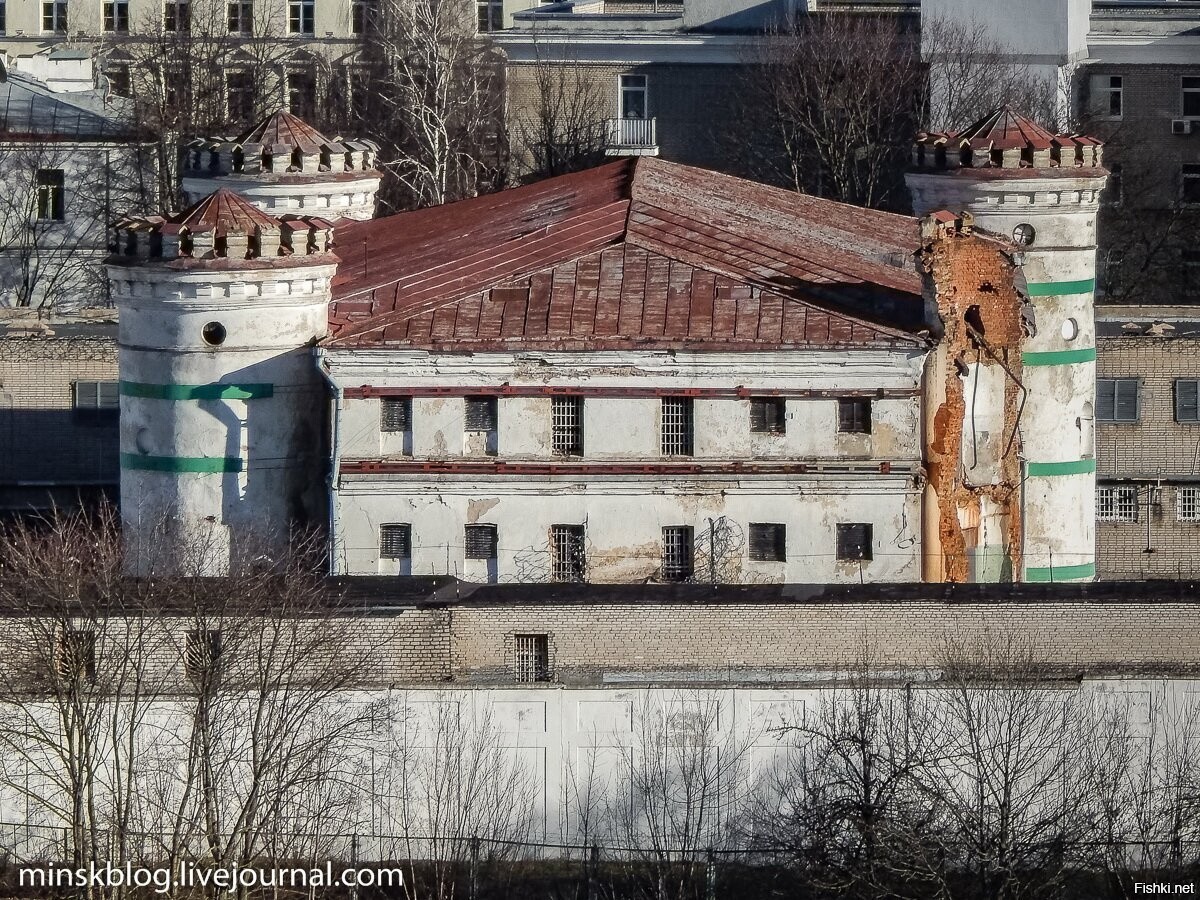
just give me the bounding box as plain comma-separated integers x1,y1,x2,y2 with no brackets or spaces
184,629,222,681
661,398,694,456
552,395,584,455
1096,378,1139,422
379,524,412,559
1176,380,1200,422
550,524,586,582
381,397,412,432
837,397,872,434
465,396,497,432
749,397,785,434
1178,486,1200,522
1097,485,1138,523
749,523,786,562
55,629,95,682
662,526,694,581
836,523,873,561
514,634,550,683
465,524,497,560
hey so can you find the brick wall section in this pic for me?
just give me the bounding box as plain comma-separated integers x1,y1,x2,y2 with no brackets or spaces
1096,334,1200,577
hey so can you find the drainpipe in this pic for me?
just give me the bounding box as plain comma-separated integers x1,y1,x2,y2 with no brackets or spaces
315,346,342,576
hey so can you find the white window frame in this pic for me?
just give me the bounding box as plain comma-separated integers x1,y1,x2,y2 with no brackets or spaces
1177,486,1200,522
619,74,648,120
288,0,314,34
103,0,129,31
1097,485,1139,523
1090,73,1123,120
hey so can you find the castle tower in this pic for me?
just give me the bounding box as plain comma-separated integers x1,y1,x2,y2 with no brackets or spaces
182,110,381,221
907,108,1107,583
107,189,339,575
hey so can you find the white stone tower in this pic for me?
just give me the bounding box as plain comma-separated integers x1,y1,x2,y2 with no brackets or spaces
181,110,381,221
907,108,1107,583
108,189,339,575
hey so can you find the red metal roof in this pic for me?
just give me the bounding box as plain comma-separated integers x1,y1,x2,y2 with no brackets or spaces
235,109,331,153
956,106,1058,151
327,158,927,350
174,188,279,237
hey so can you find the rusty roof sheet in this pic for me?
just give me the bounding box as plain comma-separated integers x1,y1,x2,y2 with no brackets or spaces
235,110,331,155
327,158,927,350
173,188,280,237
956,106,1058,151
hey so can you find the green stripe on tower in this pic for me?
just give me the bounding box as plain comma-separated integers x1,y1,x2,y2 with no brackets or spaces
120,453,243,473
1027,458,1097,477
1025,562,1097,582
1021,347,1097,366
1025,278,1095,297
120,381,274,400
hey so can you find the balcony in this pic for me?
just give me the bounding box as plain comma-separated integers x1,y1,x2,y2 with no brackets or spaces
605,117,659,156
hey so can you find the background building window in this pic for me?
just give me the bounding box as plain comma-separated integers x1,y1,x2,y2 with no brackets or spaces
103,0,128,31
42,0,67,32
1177,486,1200,522
1184,76,1200,118
551,395,583,455
287,71,316,119
164,0,190,30
1096,378,1140,422
550,525,586,582
352,0,378,33
0,0,6,33
1090,74,1122,118
514,634,550,683
1097,485,1139,523
226,71,255,124
1176,380,1200,422
228,0,252,32
106,64,131,96
749,397,785,434
749,523,786,562
379,524,411,560
36,169,64,221
619,74,647,119
184,629,222,681
837,397,871,434
1104,163,1122,207
1184,250,1200,302
73,381,118,425
476,0,501,31
836,523,873,561
1183,164,1200,205
288,0,314,33
465,396,498,432
55,629,95,682
380,397,412,433
661,397,694,456
465,524,498,560
662,526,694,581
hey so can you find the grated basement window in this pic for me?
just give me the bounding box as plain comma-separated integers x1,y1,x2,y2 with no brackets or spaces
55,629,96,682
749,523,786,562
381,397,412,432
661,397,694,456
550,525,586,582
379,524,412,559
837,397,872,434
1178,486,1200,522
836,523,873,561
1097,485,1138,523
514,634,550,683
749,397,785,434
662,526,694,581
552,395,584,455
465,524,498,560
465,396,497,432
184,629,222,681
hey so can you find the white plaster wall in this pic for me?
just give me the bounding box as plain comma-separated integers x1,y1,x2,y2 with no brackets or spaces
336,476,922,583
181,174,381,221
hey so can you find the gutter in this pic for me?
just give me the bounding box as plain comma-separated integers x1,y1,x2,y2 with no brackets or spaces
315,346,343,577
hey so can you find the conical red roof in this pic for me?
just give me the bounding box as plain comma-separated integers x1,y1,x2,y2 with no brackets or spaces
955,106,1058,151
174,188,279,237
235,110,331,154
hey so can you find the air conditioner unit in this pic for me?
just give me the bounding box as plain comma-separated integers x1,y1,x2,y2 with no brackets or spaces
1172,119,1193,135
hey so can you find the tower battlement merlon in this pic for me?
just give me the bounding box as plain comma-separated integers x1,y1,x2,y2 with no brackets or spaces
911,107,1104,173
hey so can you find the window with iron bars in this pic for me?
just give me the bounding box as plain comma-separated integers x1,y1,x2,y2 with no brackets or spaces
379,524,412,559
749,397,785,434
661,526,694,581
465,396,497,432
381,397,412,432
749,523,786,562
514,634,550,683
1178,486,1200,522
552,395,584,455
661,397,694,456
55,629,95,682
103,0,128,31
1097,485,1138,523
164,0,190,31
837,397,872,434
550,525,586,582
465,524,498,560
288,0,313,33
228,0,252,32
184,629,222,681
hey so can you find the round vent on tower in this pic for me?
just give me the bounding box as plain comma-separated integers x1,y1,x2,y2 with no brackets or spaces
202,322,227,346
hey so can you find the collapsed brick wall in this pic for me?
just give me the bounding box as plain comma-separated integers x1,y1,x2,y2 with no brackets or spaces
920,215,1029,582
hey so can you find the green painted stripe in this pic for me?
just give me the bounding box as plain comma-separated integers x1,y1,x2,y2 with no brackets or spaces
120,381,273,400
1025,562,1097,583
1021,347,1097,366
1027,458,1097,476
120,453,243,473
1025,278,1095,297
